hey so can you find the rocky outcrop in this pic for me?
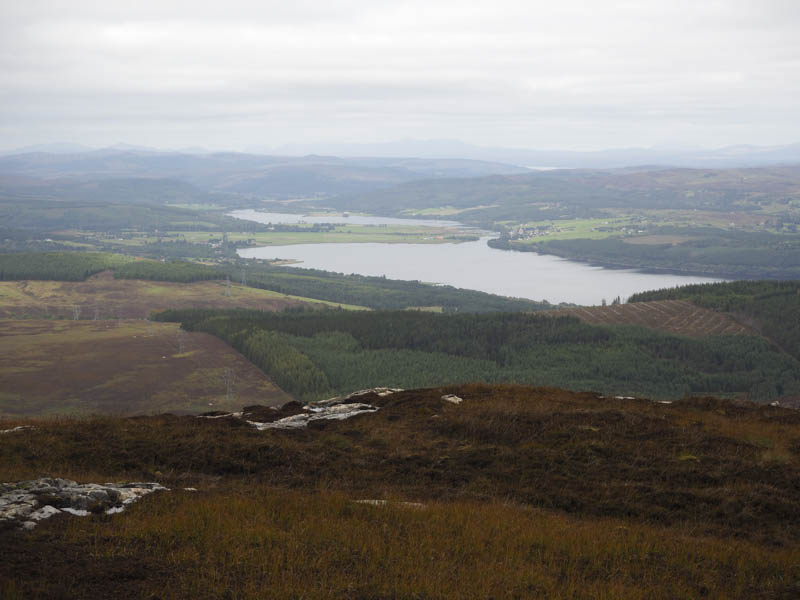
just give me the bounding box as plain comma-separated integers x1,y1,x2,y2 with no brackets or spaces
0,426,34,434
0,478,167,531
200,387,402,430
251,402,378,430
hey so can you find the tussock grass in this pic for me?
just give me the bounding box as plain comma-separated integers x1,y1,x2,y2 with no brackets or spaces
2,487,799,598
2,384,799,597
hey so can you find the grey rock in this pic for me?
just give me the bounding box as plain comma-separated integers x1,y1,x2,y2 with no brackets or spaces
29,505,62,521
0,425,35,435
0,478,169,530
202,387,397,431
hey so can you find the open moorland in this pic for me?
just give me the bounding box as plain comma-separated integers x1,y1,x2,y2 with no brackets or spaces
0,319,290,416
1,385,799,598
0,270,361,319
551,299,753,337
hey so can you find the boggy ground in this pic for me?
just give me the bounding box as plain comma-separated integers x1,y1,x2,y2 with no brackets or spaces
1,384,799,598
0,319,291,415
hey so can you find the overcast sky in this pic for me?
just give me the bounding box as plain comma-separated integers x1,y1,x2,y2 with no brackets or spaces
2,0,799,152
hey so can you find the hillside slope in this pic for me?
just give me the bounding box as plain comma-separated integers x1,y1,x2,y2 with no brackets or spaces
1,384,799,598
0,319,291,415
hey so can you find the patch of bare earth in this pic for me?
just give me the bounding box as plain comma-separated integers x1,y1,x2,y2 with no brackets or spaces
551,300,753,337
0,319,292,416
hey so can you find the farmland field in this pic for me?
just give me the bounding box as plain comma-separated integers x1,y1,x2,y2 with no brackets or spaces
0,319,291,416
551,299,753,337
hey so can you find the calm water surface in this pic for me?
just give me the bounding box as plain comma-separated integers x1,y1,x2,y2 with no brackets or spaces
237,236,721,305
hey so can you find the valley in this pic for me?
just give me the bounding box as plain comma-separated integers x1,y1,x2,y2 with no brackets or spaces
5,4,800,597
2,149,800,599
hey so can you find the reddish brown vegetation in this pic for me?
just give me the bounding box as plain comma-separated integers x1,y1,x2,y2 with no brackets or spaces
0,319,291,416
552,299,752,337
2,384,798,543
1,384,799,598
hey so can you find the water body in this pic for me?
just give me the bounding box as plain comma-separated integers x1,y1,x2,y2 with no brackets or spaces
237,236,721,306
230,209,464,228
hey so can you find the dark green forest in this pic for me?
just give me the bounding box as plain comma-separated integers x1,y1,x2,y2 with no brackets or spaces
113,260,221,283
234,263,550,312
155,308,800,403
0,252,131,281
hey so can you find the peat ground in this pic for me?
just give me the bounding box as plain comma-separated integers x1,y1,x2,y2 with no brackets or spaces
2,384,799,597
0,319,291,415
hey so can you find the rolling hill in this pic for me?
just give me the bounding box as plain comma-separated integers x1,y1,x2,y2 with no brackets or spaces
2,384,798,598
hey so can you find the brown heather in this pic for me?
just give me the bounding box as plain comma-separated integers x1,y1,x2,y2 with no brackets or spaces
2,384,800,598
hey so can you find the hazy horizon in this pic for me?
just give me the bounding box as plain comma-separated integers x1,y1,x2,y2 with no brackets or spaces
4,138,800,157
3,1,800,153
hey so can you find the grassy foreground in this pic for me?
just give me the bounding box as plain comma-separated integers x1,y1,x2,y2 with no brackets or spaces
2,487,797,599
1,384,799,597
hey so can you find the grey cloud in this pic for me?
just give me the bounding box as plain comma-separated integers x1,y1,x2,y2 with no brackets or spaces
1,0,798,151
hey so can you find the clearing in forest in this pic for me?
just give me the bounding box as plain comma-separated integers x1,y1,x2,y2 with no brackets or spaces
0,319,291,416
0,270,363,319
552,299,753,337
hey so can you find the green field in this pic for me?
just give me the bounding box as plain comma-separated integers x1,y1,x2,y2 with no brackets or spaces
175,225,474,246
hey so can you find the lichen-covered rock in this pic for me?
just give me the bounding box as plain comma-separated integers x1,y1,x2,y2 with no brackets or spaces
251,402,379,430
0,478,168,530
198,387,399,430
0,425,34,434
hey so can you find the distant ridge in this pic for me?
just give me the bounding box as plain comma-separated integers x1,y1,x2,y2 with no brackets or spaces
270,139,800,169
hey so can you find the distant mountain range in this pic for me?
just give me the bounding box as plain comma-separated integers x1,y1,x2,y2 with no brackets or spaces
269,139,800,169
3,143,800,208
0,149,528,202
4,140,800,169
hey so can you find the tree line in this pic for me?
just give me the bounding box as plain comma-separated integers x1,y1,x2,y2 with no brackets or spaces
0,250,552,312
0,252,131,281
155,308,800,403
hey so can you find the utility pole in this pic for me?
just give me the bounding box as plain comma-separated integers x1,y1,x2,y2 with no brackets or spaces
223,367,235,403
225,276,232,297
